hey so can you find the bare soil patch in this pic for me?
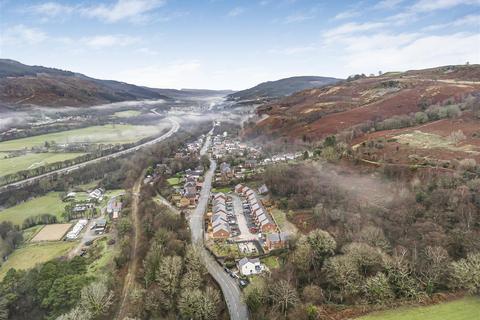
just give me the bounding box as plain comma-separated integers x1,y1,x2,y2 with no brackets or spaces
31,223,72,242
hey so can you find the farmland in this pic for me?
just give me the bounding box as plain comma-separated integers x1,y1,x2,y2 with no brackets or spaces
358,297,480,320
0,241,77,280
0,123,167,151
0,192,65,226
0,152,85,177
114,110,142,118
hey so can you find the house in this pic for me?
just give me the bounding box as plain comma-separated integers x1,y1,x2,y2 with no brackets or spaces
235,184,245,194
93,218,107,235
238,257,263,276
220,162,233,181
260,219,277,233
212,221,230,239
266,232,289,250
245,159,257,168
258,184,269,195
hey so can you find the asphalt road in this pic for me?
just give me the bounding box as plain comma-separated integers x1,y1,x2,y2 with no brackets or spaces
0,118,180,193
189,133,249,320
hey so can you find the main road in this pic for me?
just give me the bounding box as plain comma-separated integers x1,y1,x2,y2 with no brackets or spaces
0,117,180,193
189,131,249,320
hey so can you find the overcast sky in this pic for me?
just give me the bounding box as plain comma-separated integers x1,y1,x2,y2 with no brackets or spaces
0,0,479,90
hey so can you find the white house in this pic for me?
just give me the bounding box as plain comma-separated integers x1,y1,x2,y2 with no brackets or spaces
238,257,263,276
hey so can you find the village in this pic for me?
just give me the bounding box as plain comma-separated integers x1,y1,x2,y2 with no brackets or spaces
157,127,297,283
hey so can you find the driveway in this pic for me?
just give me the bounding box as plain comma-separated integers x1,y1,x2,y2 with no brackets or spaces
232,194,257,241
68,216,105,258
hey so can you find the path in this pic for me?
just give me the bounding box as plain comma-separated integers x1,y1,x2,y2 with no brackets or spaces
116,175,142,320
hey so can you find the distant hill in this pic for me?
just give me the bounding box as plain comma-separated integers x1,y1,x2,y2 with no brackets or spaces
0,59,231,108
227,76,341,102
150,88,235,99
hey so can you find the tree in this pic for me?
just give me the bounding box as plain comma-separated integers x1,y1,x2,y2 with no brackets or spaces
80,280,114,317
420,246,449,294
450,253,480,294
143,241,164,287
364,273,394,304
244,277,267,313
0,298,8,320
324,255,362,303
156,255,182,311
56,306,92,320
293,229,336,275
269,280,299,317
178,287,220,320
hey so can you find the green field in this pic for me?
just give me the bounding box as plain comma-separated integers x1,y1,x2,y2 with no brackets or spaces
358,297,480,320
114,110,142,118
0,123,167,151
0,152,84,177
212,187,231,193
0,192,65,226
0,241,77,280
167,177,181,186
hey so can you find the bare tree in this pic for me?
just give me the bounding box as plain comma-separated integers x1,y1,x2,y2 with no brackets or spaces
80,281,114,317
269,280,299,317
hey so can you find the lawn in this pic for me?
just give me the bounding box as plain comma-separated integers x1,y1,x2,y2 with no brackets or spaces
0,241,77,280
0,152,85,177
261,256,280,269
270,208,298,234
358,297,480,320
167,177,181,186
114,110,142,118
212,187,231,193
0,192,65,226
0,123,167,151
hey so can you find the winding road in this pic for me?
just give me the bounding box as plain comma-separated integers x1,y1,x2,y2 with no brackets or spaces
0,118,180,193
189,132,249,320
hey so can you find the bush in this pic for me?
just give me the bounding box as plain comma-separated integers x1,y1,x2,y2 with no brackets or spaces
364,273,394,304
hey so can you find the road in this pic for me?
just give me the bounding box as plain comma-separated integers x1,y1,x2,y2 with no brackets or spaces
0,118,180,193
116,174,143,320
189,132,249,320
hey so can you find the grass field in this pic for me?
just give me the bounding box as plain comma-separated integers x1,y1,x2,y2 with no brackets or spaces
167,177,181,186
21,225,44,242
0,241,77,280
0,192,65,226
114,110,142,118
0,123,167,152
270,208,298,234
358,297,480,320
0,152,85,177
394,131,479,154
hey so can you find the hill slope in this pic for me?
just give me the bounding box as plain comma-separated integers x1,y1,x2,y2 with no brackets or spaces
248,65,480,142
0,59,171,107
227,76,341,102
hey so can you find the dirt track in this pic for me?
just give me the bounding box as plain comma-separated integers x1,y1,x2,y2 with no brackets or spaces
116,175,142,320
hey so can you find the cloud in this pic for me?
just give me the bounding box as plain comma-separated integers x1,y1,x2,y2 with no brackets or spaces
326,30,479,74
81,35,140,48
268,45,316,55
113,60,202,88
423,13,480,30
0,24,48,46
374,0,405,9
411,0,480,12
284,12,315,23
82,0,166,23
334,9,360,20
29,2,75,17
227,7,245,17
323,22,386,39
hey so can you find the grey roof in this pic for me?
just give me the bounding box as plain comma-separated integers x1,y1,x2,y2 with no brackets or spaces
238,257,260,268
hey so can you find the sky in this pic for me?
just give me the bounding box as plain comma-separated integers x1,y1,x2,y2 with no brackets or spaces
0,0,479,90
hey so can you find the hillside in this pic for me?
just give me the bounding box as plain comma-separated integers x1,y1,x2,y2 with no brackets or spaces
0,59,170,108
249,65,480,141
227,76,341,102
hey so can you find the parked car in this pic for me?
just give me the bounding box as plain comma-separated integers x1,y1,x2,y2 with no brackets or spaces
239,279,248,288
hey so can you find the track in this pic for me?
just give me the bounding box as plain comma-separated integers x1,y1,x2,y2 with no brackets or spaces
116,175,142,320
0,118,180,193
